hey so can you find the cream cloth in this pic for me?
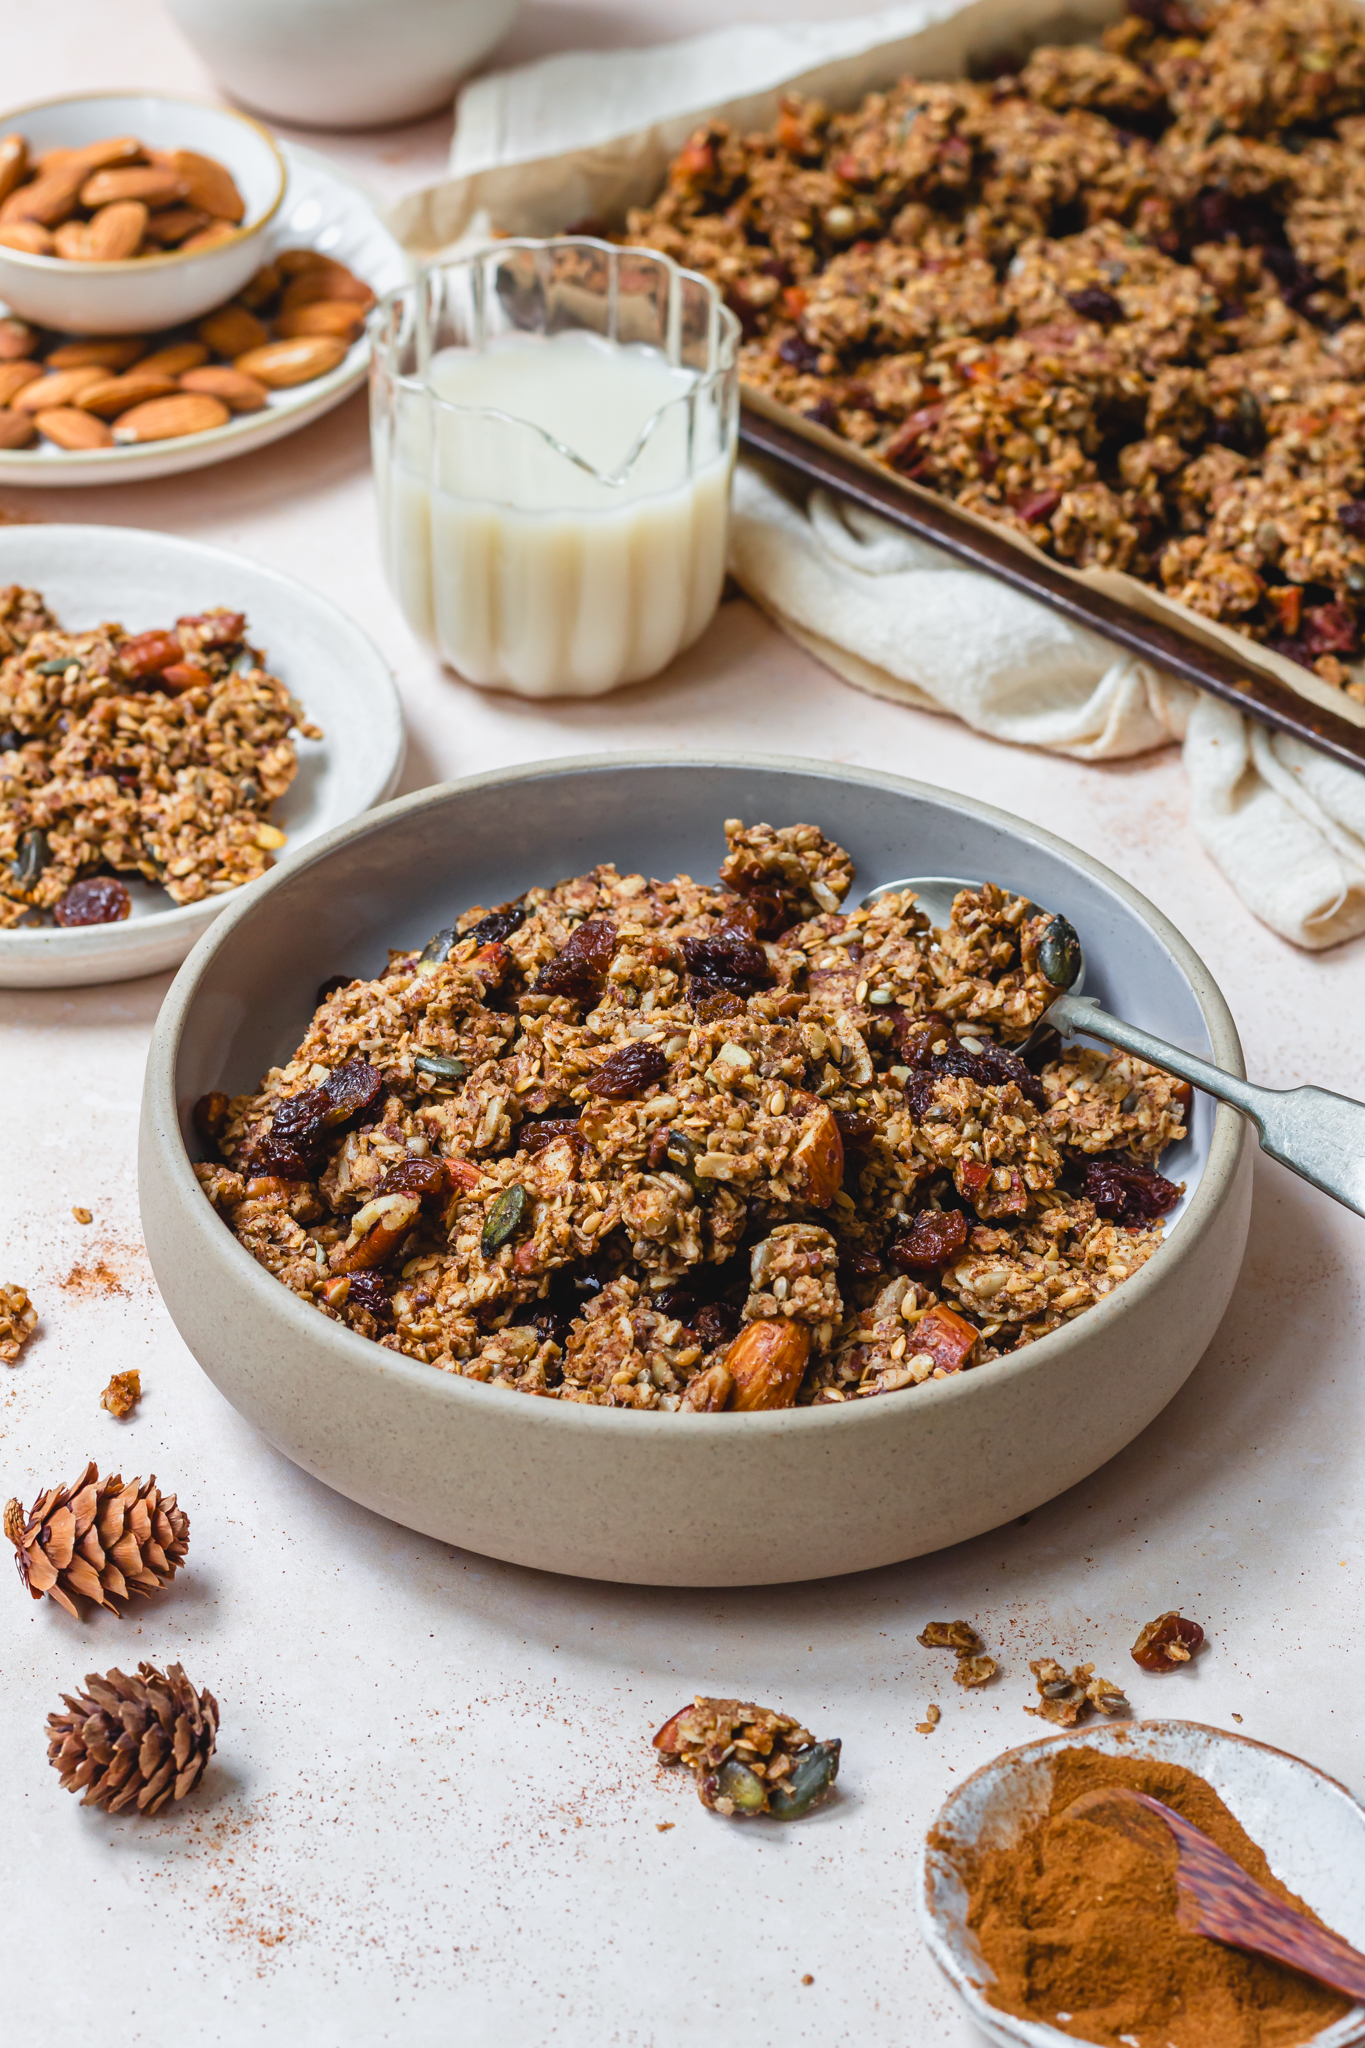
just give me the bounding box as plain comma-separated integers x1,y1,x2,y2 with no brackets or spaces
410,3,1365,951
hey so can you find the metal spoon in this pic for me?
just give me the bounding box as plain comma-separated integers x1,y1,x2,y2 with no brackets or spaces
863,875,1365,1222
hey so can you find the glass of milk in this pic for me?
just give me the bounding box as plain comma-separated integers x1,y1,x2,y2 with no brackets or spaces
370,239,740,698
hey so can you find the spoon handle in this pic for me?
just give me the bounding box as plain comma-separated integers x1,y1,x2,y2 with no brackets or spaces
1048,992,1365,1221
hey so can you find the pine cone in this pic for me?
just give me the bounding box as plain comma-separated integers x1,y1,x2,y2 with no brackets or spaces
48,1662,218,1815
4,1461,189,1617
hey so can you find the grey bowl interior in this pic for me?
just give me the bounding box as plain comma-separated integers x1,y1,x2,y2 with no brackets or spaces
142,755,1248,1585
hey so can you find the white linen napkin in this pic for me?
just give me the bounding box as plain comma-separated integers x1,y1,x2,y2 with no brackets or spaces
428,6,1365,950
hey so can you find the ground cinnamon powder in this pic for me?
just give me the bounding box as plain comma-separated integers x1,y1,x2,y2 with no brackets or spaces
946,1748,1352,2048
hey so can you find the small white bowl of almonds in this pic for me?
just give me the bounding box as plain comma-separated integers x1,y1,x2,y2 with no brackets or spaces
0,91,285,334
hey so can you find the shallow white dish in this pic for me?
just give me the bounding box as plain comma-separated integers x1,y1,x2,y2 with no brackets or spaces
919,1718,1365,2048
0,523,404,987
0,92,286,334
0,141,408,486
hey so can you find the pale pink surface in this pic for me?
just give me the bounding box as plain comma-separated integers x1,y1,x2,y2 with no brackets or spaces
1,5,1363,2045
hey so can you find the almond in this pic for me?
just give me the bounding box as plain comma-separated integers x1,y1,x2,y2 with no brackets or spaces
142,205,210,247
77,372,181,418
275,248,331,275
238,261,282,309
790,1099,844,1207
179,364,269,413
0,134,27,207
34,407,113,451
234,336,347,388
68,136,144,174
196,304,268,357
14,366,105,413
111,392,231,442
136,341,210,378
0,160,85,226
275,299,365,341
0,407,36,450
679,1361,734,1411
52,220,92,261
280,261,375,313
0,317,37,361
0,221,54,255
724,1318,812,1411
170,149,245,224
80,166,188,211
85,199,148,261
180,219,238,252
0,360,42,406
47,337,147,370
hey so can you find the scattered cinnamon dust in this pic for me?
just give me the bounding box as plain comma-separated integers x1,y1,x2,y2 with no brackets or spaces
942,1748,1351,2048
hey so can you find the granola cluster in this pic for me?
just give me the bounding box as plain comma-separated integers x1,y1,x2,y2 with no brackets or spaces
625,0,1365,696
0,588,319,928
653,1695,841,1818
195,817,1187,1412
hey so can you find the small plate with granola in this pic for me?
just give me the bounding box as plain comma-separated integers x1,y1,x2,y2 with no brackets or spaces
0,522,403,986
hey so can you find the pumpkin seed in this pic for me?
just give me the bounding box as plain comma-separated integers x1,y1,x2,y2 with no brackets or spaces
1036,913,1082,991
418,925,457,970
10,826,48,888
414,1052,467,1085
480,1183,526,1257
714,1759,768,1813
767,1740,841,1820
657,1127,704,1193
34,658,78,676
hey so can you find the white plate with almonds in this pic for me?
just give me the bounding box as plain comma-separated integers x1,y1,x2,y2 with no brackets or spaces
0,140,408,485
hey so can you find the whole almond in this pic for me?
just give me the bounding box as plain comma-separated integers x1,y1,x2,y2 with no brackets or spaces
47,337,147,370
0,407,36,450
276,300,365,342
69,136,144,173
85,199,148,261
0,318,38,361
0,160,85,226
170,149,245,224
0,134,27,207
143,205,209,246
238,262,282,310
136,341,210,378
53,220,93,261
0,220,55,255
15,366,106,413
78,372,181,419
179,364,269,413
80,166,188,211
234,336,347,388
111,392,231,442
35,407,114,451
790,1098,844,1207
280,262,375,313
724,1318,812,1411
180,219,238,252
197,304,268,357
0,360,43,406
275,248,330,275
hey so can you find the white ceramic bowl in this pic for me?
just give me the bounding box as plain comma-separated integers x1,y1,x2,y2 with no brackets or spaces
0,92,285,334
138,757,1251,1584
0,523,404,987
919,1719,1365,2047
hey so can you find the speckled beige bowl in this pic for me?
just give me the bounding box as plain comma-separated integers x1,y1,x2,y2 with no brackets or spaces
138,755,1252,1586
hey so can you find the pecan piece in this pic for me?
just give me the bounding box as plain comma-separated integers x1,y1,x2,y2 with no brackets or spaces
329,1193,421,1274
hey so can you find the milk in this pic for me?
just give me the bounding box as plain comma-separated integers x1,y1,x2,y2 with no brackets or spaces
377,329,733,698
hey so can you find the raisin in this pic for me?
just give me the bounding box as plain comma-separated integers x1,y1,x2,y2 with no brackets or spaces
650,1283,699,1323
522,1117,583,1155
251,1060,383,1179
680,928,770,991
316,974,352,1004
465,902,526,946
586,1042,668,1098
833,1111,877,1148
377,1157,450,1205
1080,1155,1180,1222
904,1072,938,1119
193,1091,229,1152
535,918,618,1001
320,1058,384,1129
890,1209,969,1271
1339,501,1365,536
778,333,822,373
54,877,131,927
892,1010,956,1068
346,1270,393,1320
694,1301,743,1352
1066,286,1124,326
936,1038,1046,1108
0,731,21,751
1131,1611,1204,1672
686,977,745,1020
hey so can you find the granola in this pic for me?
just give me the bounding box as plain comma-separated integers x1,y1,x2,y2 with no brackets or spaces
653,1695,841,1817
0,589,320,927
624,0,1365,699
0,1282,36,1362
195,818,1187,1410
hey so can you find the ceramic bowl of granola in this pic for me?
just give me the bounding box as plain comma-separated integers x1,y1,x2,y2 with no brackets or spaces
138,754,1250,1585
0,523,403,987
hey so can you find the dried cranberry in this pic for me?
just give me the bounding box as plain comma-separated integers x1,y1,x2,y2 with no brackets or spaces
1131,1611,1204,1673
535,918,618,1001
193,1091,229,1152
694,1301,742,1351
54,876,131,926
680,928,770,991
1015,487,1062,525
465,902,526,946
377,1156,450,1205
522,1117,583,1154
346,1270,392,1320
889,1209,970,1271
778,333,822,373
1339,500,1365,537
833,1111,877,1148
1066,286,1124,326
1081,1155,1181,1222
1303,602,1358,656
586,1042,669,1098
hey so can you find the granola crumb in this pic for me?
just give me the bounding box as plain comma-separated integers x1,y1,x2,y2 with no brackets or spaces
71,1206,92,1224
916,1704,942,1733
1025,1656,1130,1727
99,1369,141,1417
801,1975,814,1986
655,1821,675,1832
1231,1713,1243,1723
920,1619,999,1687
0,1282,36,1363
654,1696,840,1818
